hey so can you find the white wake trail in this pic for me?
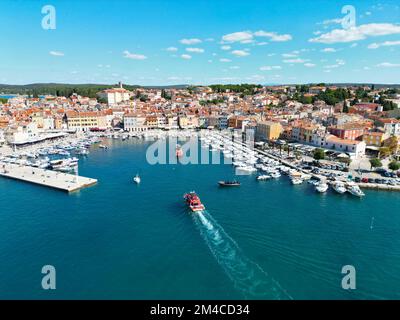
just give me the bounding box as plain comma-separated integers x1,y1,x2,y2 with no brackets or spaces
194,210,292,300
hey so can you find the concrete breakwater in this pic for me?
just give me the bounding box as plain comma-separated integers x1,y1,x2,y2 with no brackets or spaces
0,162,97,193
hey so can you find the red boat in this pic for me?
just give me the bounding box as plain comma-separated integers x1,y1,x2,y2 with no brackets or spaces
183,191,205,212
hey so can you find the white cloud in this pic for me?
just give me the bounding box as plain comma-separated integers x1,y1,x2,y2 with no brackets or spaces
336,59,346,65
229,66,240,69
123,50,147,60
283,58,308,63
231,50,250,57
186,47,204,53
180,38,202,45
319,18,343,26
257,42,268,46
246,74,266,81
220,58,232,63
166,47,178,52
309,23,400,43
181,54,192,60
222,30,292,43
368,40,400,49
304,63,316,67
259,65,282,71
221,45,231,50
321,48,337,52
254,30,292,42
49,51,64,56
240,39,255,44
282,53,298,58
376,62,400,68
222,31,253,43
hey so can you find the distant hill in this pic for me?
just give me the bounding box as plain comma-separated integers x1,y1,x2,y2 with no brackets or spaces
0,83,190,96
273,83,400,89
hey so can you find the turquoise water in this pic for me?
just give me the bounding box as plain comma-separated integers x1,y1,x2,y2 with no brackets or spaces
1,138,400,299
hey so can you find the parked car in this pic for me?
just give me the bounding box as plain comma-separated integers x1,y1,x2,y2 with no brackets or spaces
361,177,369,183
355,177,361,183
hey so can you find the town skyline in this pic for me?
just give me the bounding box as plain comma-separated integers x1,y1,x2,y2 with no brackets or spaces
2,0,400,86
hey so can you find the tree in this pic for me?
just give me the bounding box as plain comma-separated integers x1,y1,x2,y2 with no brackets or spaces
383,136,398,155
369,158,382,169
379,147,391,159
342,104,349,113
389,161,400,171
313,148,325,160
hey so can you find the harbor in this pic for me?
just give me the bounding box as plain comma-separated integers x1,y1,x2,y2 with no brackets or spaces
1,135,400,299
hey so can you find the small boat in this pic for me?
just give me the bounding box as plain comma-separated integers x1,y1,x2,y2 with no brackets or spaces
218,180,241,187
315,182,329,193
133,174,141,184
331,181,347,194
257,175,272,181
291,177,303,185
183,191,205,212
270,172,281,179
347,183,365,197
99,145,108,149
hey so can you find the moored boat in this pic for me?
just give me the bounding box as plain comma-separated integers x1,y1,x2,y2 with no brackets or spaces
331,181,347,194
218,180,241,187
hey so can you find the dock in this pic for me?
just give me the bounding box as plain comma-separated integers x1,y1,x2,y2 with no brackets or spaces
0,163,97,193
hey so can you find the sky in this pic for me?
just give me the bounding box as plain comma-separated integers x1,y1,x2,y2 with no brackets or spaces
1,0,400,86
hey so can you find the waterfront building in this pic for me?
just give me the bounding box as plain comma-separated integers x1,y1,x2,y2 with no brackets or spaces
65,111,107,132
324,135,366,158
123,113,148,132
255,121,283,141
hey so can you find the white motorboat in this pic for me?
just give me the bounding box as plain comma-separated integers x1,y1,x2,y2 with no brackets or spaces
133,174,141,184
291,177,303,185
347,183,365,197
331,181,347,194
315,182,329,193
257,175,272,181
270,171,281,179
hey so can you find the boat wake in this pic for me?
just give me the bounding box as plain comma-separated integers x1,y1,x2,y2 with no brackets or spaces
193,210,292,299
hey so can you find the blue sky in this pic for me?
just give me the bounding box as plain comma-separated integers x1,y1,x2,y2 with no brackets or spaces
1,0,400,85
